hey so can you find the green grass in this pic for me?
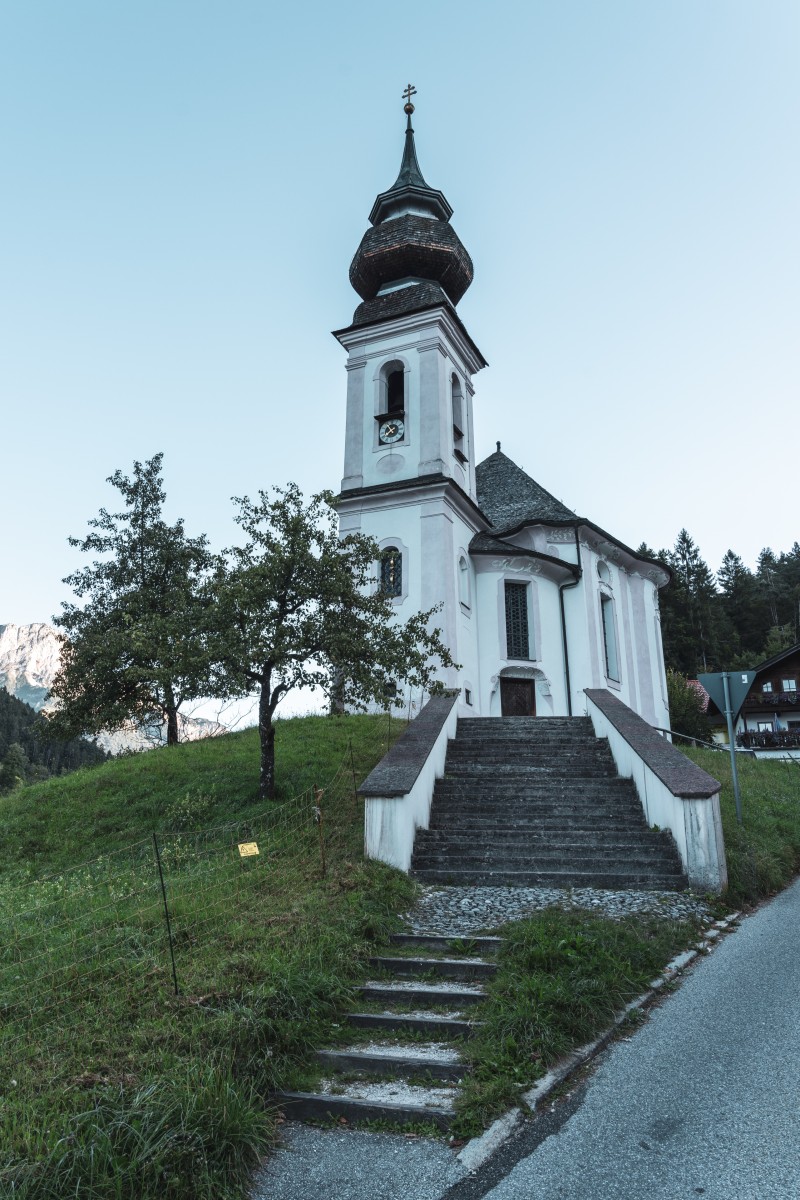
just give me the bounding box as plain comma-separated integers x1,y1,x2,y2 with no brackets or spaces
0,714,412,1200
0,713,400,872
681,747,800,905
451,908,700,1136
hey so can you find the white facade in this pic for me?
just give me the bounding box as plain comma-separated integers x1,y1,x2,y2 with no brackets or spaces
335,298,670,729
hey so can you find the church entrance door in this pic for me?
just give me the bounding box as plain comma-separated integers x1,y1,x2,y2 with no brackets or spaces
500,678,536,717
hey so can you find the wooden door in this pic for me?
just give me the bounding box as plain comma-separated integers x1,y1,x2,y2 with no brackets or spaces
500,678,536,716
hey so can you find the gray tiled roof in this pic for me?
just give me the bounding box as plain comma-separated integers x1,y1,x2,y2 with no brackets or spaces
475,449,578,533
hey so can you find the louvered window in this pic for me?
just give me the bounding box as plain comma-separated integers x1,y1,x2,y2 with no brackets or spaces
504,582,529,659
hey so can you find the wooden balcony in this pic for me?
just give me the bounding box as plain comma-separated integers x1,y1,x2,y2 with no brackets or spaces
741,690,799,710
738,730,800,750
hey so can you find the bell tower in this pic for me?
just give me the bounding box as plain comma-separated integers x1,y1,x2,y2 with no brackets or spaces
334,90,487,703
334,89,486,505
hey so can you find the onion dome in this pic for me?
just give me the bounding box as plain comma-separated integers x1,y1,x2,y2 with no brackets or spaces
348,96,474,318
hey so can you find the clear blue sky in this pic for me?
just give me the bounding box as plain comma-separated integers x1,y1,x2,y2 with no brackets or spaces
2,0,798,626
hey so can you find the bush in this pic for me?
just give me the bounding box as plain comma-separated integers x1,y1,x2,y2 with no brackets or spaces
666,670,711,743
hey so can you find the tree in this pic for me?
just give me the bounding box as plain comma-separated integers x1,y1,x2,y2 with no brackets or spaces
205,484,457,800
0,743,29,794
665,671,711,744
717,550,770,662
47,455,213,747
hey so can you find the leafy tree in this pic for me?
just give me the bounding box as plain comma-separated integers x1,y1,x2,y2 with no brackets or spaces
205,484,457,800
47,455,213,747
665,671,711,744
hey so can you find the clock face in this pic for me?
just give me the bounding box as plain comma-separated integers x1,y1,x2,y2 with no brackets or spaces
379,418,405,445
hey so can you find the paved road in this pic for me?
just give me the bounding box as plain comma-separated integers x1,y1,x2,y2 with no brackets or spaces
468,878,800,1200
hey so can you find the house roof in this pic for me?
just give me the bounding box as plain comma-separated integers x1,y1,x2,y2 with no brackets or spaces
751,641,800,675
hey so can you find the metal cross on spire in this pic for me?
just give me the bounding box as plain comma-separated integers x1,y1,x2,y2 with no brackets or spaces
402,83,417,114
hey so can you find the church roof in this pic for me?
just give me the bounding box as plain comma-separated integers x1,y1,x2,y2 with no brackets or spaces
368,111,454,226
348,100,474,313
475,448,579,533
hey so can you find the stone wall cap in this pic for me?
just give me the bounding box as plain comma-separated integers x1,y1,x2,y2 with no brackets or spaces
585,688,721,799
359,691,459,797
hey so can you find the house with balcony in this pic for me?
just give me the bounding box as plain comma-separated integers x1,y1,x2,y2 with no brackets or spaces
736,641,800,752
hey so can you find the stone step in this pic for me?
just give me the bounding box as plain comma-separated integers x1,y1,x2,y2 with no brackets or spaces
442,764,618,778
345,1011,477,1039
274,1086,455,1131
448,739,604,748
357,981,486,1007
435,777,636,790
427,816,646,832
411,842,677,864
455,720,594,729
429,801,642,820
389,933,503,955
411,852,680,874
316,1044,465,1083
412,867,688,888
368,955,497,982
416,828,659,846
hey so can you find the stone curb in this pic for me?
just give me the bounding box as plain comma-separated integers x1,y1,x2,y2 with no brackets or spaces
454,912,741,1175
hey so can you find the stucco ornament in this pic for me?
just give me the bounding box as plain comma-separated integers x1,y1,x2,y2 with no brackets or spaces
490,558,543,575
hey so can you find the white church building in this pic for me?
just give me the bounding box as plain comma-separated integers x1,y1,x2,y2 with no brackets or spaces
335,97,670,728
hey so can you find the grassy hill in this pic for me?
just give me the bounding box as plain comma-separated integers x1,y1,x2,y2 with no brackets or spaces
0,714,411,1200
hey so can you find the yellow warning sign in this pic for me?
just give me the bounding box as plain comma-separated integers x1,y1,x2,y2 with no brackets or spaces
237,842,260,857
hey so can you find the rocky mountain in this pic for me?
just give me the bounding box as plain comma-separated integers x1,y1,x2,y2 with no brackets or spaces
0,622,60,711
0,622,226,752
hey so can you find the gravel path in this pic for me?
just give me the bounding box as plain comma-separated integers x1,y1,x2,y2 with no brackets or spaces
404,884,710,935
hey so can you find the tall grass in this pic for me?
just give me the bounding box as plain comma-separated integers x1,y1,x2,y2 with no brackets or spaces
453,908,700,1135
682,748,800,903
0,715,412,1200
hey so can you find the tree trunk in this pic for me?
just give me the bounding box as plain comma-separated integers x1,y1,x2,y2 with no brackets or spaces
165,685,179,747
258,687,276,800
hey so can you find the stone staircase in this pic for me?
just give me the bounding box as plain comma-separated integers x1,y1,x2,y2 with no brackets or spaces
411,717,687,890
275,933,500,1130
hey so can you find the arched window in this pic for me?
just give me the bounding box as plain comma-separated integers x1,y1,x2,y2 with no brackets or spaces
451,374,467,463
458,555,470,608
380,547,402,598
387,369,404,415
601,593,620,681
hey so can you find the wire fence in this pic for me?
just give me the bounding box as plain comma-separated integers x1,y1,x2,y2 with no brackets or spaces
0,725,392,1064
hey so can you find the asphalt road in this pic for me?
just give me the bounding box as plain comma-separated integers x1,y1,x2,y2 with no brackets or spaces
465,878,800,1200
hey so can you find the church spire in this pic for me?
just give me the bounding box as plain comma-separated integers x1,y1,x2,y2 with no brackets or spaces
368,86,454,226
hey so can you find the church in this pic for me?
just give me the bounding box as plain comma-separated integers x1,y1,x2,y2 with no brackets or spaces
335,93,670,729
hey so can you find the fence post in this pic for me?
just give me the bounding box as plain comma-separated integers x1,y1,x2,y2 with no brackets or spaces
313,786,326,878
349,738,359,821
152,832,179,996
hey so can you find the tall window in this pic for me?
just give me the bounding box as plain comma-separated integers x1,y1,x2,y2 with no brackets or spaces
459,555,470,608
387,369,404,415
380,547,402,597
601,593,620,681
505,582,530,659
451,374,467,462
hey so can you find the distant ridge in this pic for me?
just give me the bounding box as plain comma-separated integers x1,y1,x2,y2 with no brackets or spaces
0,622,227,752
